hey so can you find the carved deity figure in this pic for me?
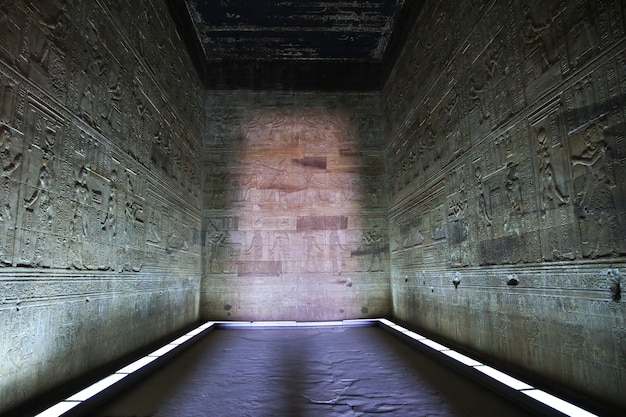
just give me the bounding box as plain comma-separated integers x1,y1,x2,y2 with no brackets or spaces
536,127,569,211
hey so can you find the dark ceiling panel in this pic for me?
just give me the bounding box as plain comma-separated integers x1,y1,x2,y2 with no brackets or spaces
168,0,418,90
190,0,404,61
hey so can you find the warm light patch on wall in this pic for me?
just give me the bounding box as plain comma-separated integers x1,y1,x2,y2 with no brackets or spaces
204,105,388,320
230,108,365,275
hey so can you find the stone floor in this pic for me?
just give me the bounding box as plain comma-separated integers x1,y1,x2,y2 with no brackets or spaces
91,326,534,417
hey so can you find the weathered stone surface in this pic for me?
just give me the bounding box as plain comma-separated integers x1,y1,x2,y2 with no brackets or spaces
201,92,390,321
383,0,626,410
0,0,203,414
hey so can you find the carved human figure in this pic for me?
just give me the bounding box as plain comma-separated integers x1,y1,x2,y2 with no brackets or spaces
79,84,96,126
570,125,616,258
520,1,559,70
269,231,289,266
303,232,323,273
0,126,22,179
246,231,263,260
329,230,347,273
536,127,569,211
69,166,90,269
206,230,229,273
85,22,107,77
475,165,492,227
362,228,384,272
103,66,122,130
571,125,610,210
146,206,162,246
0,79,17,125
503,163,523,235
469,76,490,125
0,126,22,265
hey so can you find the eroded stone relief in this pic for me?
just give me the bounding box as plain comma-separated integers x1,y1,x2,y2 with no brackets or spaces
383,0,625,409
0,0,203,413
202,93,389,321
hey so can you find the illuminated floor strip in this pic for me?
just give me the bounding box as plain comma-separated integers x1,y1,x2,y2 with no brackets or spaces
374,319,600,417
33,321,218,417
34,319,600,417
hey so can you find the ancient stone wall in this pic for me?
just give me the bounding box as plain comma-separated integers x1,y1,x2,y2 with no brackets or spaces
202,91,390,321
0,0,203,413
383,0,625,409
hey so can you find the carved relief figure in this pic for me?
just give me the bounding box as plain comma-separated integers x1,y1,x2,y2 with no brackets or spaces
469,75,490,125
520,0,560,73
362,228,384,272
246,231,263,261
570,124,617,258
536,127,569,211
475,164,492,228
571,124,610,210
102,64,123,132
303,232,323,273
20,151,55,267
69,166,90,269
146,205,162,245
401,221,425,249
269,231,289,268
0,126,22,265
448,166,468,219
503,162,523,235
567,2,598,68
1,77,18,125
329,229,347,274
207,230,229,273
78,83,96,126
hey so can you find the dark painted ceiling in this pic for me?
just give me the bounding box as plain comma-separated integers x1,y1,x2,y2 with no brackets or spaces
167,0,420,90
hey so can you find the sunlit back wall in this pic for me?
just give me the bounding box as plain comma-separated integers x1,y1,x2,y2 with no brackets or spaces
201,91,390,321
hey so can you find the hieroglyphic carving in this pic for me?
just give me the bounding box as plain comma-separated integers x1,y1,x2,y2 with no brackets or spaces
382,0,626,409
0,2,204,414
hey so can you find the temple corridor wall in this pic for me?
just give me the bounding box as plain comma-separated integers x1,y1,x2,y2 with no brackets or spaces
383,0,625,409
201,92,390,321
0,0,203,413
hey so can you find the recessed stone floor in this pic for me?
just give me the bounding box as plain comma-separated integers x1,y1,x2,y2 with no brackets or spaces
91,326,533,417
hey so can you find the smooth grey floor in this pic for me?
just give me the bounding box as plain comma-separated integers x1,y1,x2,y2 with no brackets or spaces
92,326,534,417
